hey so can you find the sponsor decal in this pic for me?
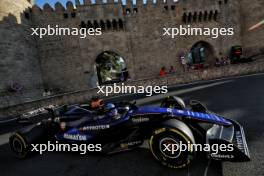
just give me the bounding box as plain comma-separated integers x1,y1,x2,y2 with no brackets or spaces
132,117,149,123
167,108,173,113
63,134,87,141
21,105,56,118
120,141,142,148
177,110,184,114
235,131,245,152
211,154,234,159
80,125,110,131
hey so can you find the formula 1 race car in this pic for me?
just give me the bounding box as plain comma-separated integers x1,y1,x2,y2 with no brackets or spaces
9,96,250,168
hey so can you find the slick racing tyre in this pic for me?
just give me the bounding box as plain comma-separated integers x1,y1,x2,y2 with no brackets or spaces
149,120,195,168
9,132,29,159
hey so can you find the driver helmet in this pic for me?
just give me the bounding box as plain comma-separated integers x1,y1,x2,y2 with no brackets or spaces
90,97,104,109
104,103,120,119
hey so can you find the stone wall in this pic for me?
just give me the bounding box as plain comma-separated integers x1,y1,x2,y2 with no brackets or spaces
0,0,44,108
1,59,264,119
0,0,263,113
239,0,264,57
30,0,240,92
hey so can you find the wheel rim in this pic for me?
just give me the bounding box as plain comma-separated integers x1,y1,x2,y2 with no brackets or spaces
159,137,181,159
150,128,195,169
12,138,23,153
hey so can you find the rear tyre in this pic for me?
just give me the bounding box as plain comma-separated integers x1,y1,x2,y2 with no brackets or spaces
9,132,29,159
149,121,195,168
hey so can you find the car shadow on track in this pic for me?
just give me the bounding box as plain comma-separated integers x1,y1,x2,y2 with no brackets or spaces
0,144,222,176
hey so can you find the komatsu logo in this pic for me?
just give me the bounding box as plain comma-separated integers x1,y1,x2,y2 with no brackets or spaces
63,134,87,141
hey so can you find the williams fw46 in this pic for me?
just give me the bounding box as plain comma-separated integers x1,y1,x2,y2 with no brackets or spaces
9,96,250,168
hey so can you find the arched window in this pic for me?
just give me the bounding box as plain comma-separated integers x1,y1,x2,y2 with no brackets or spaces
187,13,192,23
126,9,131,15
182,13,187,23
189,41,215,65
204,11,208,21
94,20,99,28
198,12,203,22
106,20,112,30
113,19,118,30
214,10,218,21
24,12,30,20
87,21,93,28
100,20,105,31
133,8,138,13
80,21,86,28
208,11,213,21
118,19,124,30
193,12,197,23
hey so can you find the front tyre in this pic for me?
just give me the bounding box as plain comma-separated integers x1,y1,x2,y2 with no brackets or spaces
149,127,195,169
160,96,186,110
9,132,29,159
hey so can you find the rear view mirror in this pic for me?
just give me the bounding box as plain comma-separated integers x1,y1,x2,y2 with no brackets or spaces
45,108,56,119
189,100,207,113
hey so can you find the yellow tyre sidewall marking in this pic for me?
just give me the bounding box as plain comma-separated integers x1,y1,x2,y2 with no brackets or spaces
14,133,27,147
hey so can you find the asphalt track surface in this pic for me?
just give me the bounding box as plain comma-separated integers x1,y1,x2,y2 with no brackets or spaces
1,73,264,176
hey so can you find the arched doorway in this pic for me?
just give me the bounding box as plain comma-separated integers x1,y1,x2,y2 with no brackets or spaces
188,41,215,66
95,51,129,85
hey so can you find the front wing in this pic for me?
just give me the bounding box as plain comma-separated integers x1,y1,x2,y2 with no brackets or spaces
206,119,250,162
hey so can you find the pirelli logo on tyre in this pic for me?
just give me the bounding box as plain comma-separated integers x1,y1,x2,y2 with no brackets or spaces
154,128,166,135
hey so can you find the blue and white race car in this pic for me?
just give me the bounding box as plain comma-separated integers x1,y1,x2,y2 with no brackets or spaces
9,96,250,168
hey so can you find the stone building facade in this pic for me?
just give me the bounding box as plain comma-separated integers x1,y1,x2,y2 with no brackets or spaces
0,0,263,107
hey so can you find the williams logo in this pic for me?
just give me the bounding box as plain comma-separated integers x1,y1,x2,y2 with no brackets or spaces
132,117,149,123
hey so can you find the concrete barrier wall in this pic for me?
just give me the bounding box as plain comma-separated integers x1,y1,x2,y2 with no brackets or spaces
1,59,264,119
